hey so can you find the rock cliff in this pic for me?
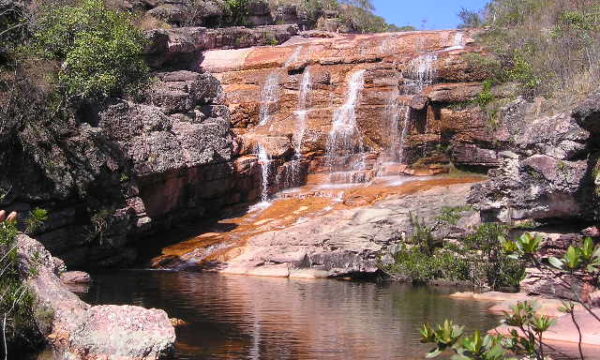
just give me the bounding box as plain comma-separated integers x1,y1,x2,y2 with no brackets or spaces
2,27,500,269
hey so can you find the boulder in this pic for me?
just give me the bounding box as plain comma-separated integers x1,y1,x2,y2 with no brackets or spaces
573,91,600,134
60,271,91,284
18,234,175,359
451,144,499,168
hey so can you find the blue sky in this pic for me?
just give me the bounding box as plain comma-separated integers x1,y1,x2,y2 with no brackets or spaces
372,0,490,30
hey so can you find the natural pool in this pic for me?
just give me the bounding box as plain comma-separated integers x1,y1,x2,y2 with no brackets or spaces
81,271,500,360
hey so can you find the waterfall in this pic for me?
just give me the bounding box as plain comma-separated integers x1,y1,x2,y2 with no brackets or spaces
257,145,272,203
286,67,313,187
294,67,312,154
397,106,411,164
385,91,402,163
258,73,280,126
285,46,303,67
408,54,437,92
380,93,410,168
445,31,465,52
326,69,367,180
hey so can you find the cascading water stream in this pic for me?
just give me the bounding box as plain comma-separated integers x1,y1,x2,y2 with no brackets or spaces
396,106,411,164
258,73,280,126
286,67,312,187
326,69,368,183
444,31,465,52
257,145,272,204
409,53,437,92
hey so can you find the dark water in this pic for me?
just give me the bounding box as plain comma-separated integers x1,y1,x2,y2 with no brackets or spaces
80,271,500,360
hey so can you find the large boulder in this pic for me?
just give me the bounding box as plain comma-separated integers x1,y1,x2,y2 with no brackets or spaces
18,234,176,359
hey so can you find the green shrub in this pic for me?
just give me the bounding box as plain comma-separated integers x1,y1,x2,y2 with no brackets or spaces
32,0,149,101
384,218,525,289
475,79,496,108
464,223,525,288
224,0,249,26
387,247,470,284
0,218,41,355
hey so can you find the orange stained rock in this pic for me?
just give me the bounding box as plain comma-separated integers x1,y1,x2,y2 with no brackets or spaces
153,176,485,268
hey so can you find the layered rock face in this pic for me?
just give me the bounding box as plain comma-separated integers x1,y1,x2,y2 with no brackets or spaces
469,97,595,222
1,27,501,269
1,68,261,268
195,29,499,191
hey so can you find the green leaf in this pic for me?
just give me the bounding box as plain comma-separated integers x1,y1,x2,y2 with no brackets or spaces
565,245,582,269
548,256,564,269
426,348,442,358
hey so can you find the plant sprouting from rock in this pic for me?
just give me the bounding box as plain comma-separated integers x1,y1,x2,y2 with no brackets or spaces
0,211,41,358
421,301,554,360
24,208,48,235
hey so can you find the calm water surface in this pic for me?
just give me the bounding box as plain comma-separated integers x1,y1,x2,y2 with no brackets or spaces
81,271,500,360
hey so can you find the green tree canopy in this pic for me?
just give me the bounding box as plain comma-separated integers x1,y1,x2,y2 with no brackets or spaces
33,0,149,101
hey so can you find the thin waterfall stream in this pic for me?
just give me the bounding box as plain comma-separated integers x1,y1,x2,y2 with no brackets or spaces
326,69,368,183
256,144,272,206
258,72,280,126
286,67,312,187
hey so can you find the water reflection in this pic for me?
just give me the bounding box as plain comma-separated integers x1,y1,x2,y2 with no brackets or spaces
82,271,499,360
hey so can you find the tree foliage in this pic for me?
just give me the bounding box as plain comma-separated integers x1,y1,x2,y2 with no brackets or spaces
32,0,149,101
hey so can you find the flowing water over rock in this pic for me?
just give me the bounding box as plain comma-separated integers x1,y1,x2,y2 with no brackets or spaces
258,73,280,126
285,67,312,188
326,70,369,183
257,145,272,204
444,31,465,52
406,54,437,93
82,271,500,360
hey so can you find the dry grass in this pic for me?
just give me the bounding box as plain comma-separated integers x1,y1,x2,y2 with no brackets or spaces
480,0,600,111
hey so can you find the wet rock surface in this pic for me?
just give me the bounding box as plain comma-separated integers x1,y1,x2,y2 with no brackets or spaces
216,181,478,277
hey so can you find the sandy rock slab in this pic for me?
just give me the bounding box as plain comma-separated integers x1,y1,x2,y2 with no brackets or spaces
18,234,176,359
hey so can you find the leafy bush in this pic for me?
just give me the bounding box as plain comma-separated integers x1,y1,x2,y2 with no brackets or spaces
32,0,149,101
458,7,484,29
476,80,495,108
421,301,554,360
387,247,471,284
464,223,525,289
384,216,525,289
224,0,249,26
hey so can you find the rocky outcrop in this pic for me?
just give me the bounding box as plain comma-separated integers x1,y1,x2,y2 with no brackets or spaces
18,234,175,359
1,28,504,269
217,182,477,277
468,98,593,222
145,24,299,68
0,70,261,268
